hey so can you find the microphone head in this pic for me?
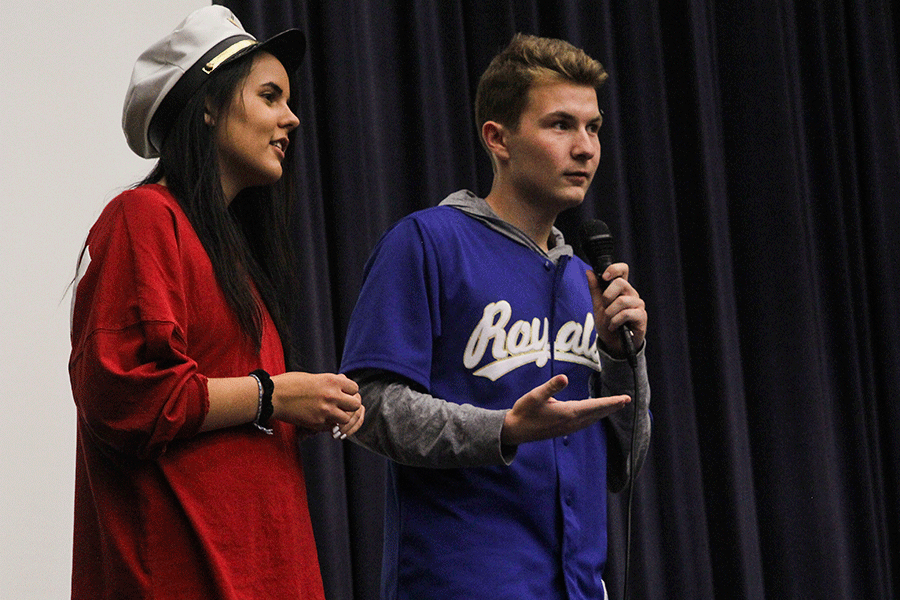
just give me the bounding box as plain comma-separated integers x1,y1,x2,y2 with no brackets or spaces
579,219,614,262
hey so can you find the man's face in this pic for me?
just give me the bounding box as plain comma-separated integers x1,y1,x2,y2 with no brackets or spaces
503,80,602,212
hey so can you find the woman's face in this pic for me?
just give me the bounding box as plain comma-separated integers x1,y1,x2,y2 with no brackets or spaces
211,52,300,203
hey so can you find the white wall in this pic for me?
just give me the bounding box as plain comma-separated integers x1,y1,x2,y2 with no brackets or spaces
0,2,209,597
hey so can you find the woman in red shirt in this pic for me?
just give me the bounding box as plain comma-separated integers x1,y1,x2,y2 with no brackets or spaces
68,6,362,599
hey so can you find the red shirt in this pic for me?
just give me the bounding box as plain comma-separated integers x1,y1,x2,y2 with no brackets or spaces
69,185,324,599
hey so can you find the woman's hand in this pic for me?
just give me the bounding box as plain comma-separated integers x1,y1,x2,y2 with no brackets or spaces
270,371,364,435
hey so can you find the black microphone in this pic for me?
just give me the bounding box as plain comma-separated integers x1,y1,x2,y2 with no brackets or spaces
579,219,637,367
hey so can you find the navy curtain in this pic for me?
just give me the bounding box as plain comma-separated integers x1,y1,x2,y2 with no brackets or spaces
219,1,899,598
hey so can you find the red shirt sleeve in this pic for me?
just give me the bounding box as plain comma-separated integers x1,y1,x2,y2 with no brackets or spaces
70,187,209,459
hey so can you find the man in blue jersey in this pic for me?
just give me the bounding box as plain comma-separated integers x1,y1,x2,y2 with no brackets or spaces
341,33,651,600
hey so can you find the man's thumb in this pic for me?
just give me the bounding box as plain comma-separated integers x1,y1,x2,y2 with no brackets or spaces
540,374,568,399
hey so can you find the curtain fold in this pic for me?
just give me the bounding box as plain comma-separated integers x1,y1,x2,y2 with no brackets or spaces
220,1,899,597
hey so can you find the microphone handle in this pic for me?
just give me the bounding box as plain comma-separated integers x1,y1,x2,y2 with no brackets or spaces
619,324,637,368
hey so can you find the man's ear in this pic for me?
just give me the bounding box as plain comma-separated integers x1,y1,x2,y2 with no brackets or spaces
482,121,510,163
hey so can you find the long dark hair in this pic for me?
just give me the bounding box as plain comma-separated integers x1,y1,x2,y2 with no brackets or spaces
139,53,300,367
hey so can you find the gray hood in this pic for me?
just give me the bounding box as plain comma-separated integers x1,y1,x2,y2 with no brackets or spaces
438,190,574,264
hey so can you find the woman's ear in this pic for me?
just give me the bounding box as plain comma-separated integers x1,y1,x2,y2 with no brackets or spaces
204,99,216,127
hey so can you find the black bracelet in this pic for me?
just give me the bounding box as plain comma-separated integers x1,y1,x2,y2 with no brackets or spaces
249,369,274,435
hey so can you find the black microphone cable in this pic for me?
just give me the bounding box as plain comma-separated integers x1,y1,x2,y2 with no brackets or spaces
579,219,640,600
622,349,639,600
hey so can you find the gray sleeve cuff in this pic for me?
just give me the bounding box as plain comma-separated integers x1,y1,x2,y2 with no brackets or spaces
348,369,516,468
595,343,652,492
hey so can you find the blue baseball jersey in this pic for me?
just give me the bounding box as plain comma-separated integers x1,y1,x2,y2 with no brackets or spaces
342,204,609,600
